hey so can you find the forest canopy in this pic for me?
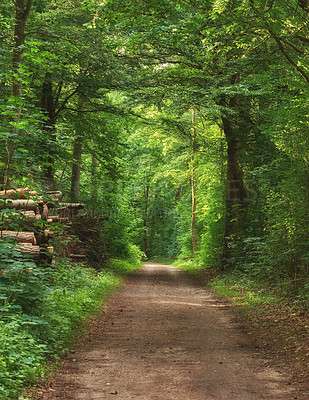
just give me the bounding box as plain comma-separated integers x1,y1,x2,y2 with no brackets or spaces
0,0,308,291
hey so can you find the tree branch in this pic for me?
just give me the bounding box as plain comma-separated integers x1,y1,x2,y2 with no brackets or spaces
24,0,33,18
283,39,306,54
54,82,63,109
62,105,147,120
264,0,275,12
295,34,309,44
25,30,94,60
55,87,79,119
269,29,309,84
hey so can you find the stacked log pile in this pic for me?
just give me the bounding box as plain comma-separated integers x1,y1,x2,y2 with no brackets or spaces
48,202,88,262
48,200,108,266
54,203,85,221
1,188,108,267
68,214,109,267
48,203,109,265
0,188,61,264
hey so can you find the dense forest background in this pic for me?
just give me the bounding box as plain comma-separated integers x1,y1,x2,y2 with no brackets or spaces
1,0,308,291
0,1,308,397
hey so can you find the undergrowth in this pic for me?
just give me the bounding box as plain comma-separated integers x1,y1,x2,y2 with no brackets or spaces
175,257,308,308
0,243,141,400
208,271,280,307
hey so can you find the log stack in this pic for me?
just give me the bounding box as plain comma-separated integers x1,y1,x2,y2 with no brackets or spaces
47,202,110,265
67,214,109,267
54,202,85,221
48,202,87,261
1,188,107,266
0,188,61,264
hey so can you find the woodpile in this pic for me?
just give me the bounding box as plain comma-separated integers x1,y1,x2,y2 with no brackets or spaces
0,187,61,264
17,243,41,263
0,199,37,210
0,210,41,231
67,214,109,267
0,188,38,199
54,203,85,220
47,202,88,262
1,187,108,267
1,231,37,244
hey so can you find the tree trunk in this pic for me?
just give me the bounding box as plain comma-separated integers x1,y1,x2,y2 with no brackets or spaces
91,155,98,204
220,95,247,268
190,109,198,253
12,0,33,97
70,99,85,202
41,73,57,189
70,135,83,202
143,184,150,256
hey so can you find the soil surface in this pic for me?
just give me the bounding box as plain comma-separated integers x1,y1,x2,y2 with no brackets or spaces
31,263,298,399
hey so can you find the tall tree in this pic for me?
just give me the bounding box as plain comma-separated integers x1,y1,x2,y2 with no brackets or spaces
190,109,198,253
70,98,85,202
11,0,33,97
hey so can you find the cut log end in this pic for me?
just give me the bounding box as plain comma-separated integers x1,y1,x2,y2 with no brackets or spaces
1,231,37,245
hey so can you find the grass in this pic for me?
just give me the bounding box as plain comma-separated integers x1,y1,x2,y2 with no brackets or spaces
172,258,202,271
145,256,176,265
208,272,281,307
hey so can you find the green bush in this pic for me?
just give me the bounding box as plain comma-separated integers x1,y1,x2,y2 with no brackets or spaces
108,244,143,275
0,312,47,398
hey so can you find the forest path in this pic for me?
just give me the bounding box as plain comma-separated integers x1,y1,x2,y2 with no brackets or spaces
34,262,294,400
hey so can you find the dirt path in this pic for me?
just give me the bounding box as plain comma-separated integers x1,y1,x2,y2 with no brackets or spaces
33,263,296,400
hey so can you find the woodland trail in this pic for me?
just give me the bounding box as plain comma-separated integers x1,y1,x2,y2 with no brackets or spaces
33,263,295,400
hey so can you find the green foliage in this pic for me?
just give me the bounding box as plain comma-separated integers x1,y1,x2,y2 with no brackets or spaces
173,258,203,272
108,244,143,274
212,0,244,14
0,241,48,315
35,260,121,354
0,315,46,399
